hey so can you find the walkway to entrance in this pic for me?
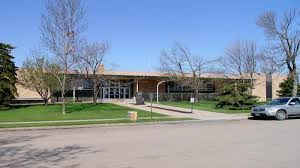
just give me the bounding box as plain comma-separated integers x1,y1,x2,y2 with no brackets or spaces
113,102,248,121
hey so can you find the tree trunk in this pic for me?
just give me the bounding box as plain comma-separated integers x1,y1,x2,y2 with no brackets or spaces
62,73,66,115
293,78,298,97
291,70,298,97
194,89,199,102
44,98,48,106
93,78,97,104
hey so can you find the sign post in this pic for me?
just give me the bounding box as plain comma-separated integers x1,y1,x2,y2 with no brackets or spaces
190,97,195,113
150,93,153,119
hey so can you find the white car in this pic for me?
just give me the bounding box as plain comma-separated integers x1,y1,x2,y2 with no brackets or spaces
251,97,300,120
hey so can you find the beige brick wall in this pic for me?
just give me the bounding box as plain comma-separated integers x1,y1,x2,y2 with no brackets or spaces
16,84,41,99
252,75,266,101
252,74,286,101
15,70,41,99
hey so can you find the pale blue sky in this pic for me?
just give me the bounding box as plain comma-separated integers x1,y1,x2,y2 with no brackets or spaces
0,0,298,71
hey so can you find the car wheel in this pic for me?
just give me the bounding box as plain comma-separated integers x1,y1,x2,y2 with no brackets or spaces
276,110,286,121
252,116,260,120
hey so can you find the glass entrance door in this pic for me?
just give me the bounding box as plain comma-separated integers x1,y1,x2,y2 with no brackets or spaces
101,80,132,99
102,87,130,99
103,88,109,99
120,88,124,99
110,88,119,99
125,88,129,99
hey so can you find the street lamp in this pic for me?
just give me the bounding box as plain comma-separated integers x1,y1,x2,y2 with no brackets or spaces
157,81,166,103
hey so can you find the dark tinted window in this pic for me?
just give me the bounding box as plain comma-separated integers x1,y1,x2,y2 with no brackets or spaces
290,98,300,105
268,98,290,105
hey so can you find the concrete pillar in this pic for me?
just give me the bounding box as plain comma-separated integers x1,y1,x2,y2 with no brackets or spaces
119,81,121,99
136,79,139,93
109,87,110,99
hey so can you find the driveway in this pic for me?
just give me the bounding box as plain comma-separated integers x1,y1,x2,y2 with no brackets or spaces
1,119,300,168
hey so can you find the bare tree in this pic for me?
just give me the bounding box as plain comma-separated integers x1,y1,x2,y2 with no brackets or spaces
257,9,300,96
221,40,259,87
160,43,207,97
79,41,109,104
18,51,59,105
258,46,283,75
40,0,87,114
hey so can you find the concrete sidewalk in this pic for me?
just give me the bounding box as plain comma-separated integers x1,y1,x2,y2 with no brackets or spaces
114,102,249,121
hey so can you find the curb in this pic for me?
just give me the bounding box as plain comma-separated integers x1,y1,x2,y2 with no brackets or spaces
0,117,248,132
0,117,172,125
0,119,197,132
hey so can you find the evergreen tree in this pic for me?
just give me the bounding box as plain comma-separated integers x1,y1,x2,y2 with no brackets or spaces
216,81,258,109
277,77,300,97
0,43,18,105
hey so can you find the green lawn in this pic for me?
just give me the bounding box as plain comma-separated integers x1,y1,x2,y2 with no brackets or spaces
158,101,251,114
0,103,194,128
0,103,166,122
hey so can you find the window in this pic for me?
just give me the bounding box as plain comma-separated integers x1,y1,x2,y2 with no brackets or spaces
290,98,300,105
268,98,290,105
83,80,93,89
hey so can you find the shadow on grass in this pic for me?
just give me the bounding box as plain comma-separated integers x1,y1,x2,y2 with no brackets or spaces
66,103,99,113
0,104,54,112
0,105,34,111
0,135,100,168
66,103,137,114
65,103,123,114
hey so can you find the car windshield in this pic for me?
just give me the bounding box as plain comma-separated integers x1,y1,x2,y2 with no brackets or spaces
267,98,290,105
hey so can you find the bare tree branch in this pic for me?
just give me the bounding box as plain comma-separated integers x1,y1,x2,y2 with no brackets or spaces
221,40,260,87
258,46,284,74
40,0,87,114
257,8,300,96
160,43,207,96
18,50,59,105
79,41,110,104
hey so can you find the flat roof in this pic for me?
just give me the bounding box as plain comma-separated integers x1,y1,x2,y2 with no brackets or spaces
99,71,240,79
18,69,255,80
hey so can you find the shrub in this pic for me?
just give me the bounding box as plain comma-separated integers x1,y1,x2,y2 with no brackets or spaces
216,82,258,109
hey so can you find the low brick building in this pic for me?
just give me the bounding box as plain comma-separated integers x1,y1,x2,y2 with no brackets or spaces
15,70,286,102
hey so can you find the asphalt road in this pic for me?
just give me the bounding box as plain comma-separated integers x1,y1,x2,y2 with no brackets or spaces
1,119,300,168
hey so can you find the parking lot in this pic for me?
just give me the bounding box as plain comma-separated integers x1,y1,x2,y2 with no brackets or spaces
1,119,300,168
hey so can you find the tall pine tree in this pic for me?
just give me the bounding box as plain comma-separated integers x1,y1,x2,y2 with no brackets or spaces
0,43,18,105
277,77,300,97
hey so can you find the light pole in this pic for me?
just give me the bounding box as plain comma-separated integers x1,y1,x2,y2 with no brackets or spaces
157,81,166,103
